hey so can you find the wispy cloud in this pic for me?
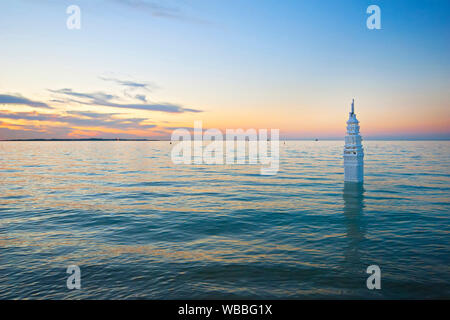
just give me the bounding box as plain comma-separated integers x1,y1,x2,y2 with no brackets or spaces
99,76,155,104
66,111,119,119
0,109,161,139
135,94,148,103
99,76,156,91
0,110,156,129
112,0,210,24
50,88,202,113
49,88,117,102
113,0,184,20
0,94,52,109
0,123,74,140
97,101,201,113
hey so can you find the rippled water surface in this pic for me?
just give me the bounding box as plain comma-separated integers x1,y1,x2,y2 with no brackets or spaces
0,141,449,299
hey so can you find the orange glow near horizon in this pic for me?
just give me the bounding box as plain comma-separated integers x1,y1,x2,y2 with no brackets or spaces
0,95,449,139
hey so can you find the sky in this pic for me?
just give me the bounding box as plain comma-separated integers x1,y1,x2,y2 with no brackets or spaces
0,0,449,140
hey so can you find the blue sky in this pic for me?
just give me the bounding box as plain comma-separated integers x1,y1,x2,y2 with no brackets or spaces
0,0,449,139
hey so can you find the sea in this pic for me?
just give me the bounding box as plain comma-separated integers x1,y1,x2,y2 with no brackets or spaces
0,141,449,299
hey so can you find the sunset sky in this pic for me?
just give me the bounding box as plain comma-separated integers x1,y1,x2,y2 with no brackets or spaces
0,0,449,140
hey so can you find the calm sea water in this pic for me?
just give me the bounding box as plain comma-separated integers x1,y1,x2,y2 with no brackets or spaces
0,141,449,299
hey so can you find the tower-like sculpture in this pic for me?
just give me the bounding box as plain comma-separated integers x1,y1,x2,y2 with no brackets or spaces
344,99,364,182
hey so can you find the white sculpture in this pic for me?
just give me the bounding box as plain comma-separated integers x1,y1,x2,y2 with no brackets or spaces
344,99,364,182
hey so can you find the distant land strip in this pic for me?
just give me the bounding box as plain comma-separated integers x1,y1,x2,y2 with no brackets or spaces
0,138,160,141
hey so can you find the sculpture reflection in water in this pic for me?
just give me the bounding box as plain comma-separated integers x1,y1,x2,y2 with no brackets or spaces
343,182,366,270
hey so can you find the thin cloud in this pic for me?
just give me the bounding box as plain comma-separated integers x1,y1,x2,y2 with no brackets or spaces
135,94,147,102
48,89,117,102
0,125,73,140
97,101,202,113
113,0,184,20
99,76,156,91
112,0,210,24
0,94,52,109
66,111,119,119
51,88,202,113
0,110,156,130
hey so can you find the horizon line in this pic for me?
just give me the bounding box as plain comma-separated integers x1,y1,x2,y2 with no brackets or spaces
1,138,449,142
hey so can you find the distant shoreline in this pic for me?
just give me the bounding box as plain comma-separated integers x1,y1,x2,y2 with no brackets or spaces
0,138,448,142
0,138,160,142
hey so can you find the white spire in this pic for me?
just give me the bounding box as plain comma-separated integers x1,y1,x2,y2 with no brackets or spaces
344,98,364,182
